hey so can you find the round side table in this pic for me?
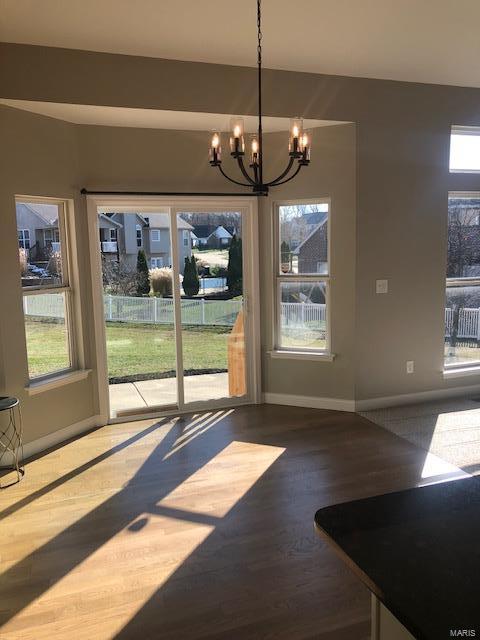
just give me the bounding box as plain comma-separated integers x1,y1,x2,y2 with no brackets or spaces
0,397,25,488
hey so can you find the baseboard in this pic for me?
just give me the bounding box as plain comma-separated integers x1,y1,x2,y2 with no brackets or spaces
264,382,480,414
21,414,102,461
263,392,356,412
356,383,480,412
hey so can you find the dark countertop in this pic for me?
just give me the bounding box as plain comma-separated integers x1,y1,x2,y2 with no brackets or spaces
314,477,480,640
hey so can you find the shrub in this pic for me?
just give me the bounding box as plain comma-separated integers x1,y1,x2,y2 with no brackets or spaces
227,234,242,294
19,248,28,276
47,251,62,278
150,267,173,297
210,264,228,278
183,256,200,297
136,249,150,295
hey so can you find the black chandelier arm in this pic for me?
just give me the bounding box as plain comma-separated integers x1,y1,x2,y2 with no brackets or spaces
236,156,258,186
264,157,295,187
266,162,304,187
217,164,253,187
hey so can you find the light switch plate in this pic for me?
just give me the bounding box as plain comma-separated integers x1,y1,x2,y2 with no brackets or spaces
376,279,388,294
406,361,414,374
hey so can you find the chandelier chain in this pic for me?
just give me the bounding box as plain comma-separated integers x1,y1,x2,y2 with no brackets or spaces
257,0,262,68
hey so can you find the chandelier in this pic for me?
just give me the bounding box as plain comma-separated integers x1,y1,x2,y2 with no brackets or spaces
208,0,311,196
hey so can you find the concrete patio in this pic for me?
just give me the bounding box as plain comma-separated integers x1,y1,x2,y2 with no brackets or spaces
109,372,229,414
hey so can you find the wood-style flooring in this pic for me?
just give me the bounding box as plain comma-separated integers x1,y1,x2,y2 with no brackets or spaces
0,404,458,639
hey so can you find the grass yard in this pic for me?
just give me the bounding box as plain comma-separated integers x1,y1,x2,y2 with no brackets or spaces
25,319,231,382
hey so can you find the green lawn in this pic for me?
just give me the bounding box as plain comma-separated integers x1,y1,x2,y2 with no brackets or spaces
25,319,231,382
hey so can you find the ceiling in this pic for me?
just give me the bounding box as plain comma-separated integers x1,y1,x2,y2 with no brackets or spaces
1,0,480,88
0,99,343,131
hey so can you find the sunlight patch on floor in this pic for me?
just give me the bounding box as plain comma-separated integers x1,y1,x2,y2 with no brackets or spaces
0,438,285,639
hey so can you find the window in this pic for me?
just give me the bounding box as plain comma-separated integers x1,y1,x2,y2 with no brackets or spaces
18,229,30,250
150,229,161,242
136,224,143,247
445,194,480,368
274,201,330,353
109,228,117,241
450,127,480,173
16,198,76,381
183,230,190,247
151,257,164,268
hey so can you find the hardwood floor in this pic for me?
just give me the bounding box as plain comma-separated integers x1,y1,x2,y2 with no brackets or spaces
0,404,455,639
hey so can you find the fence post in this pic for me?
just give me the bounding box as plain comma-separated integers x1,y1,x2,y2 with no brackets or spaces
476,309,480,345
154,297,158,323
108,294,113,321
201,298,206,325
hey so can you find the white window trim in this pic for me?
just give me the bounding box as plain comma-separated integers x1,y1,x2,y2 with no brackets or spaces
16,195,86,386
136,224,143,248
151,229,161,242
271,198,333,359
183,230,190,246
18,228,30,249
151,257,164,268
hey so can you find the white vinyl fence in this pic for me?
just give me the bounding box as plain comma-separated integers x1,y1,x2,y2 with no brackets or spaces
445,307,480,339
23,295,480,339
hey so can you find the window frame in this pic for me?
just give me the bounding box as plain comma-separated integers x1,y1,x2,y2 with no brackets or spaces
272,198,332,356
444,190,480,372
18,228,30,250
17,196,79,383
449,126,480,174
151,257,164,268
136,224,143,248
183,230,190,247
150,229,161,242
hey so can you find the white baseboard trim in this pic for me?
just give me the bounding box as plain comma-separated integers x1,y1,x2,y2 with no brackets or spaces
21,414,102,461
355,383,480,412
264,382,480,414
263,392,356,412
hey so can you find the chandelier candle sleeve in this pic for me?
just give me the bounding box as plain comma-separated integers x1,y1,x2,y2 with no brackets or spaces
230,117,245,156
289,118,304,157
209,132,221,165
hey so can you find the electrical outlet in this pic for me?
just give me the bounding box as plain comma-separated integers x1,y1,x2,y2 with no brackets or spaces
406,361,414,374
376,279,388,294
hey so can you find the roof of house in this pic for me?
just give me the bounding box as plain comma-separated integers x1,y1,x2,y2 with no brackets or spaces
141,213,193,230
193,224,234,239
305,211,328,227
292,216,328,254
16,202,58,226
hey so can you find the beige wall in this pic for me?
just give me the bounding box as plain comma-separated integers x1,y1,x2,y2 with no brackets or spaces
0,105,96,444
2,42,480,443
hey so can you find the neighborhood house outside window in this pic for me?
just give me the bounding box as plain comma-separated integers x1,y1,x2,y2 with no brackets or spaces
16,198,76,380
445,194,480,368
136,224,143,247
183,230,190,247
275,201,330,353
151,257,163,268
151,229,161,242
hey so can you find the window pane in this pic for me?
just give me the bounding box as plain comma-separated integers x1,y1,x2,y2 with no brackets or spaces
445,195,480,366
23,292,71,378
279,203,328,275
450,130,480,172
16,201,65,288
445,285,480,366
279,281,327,350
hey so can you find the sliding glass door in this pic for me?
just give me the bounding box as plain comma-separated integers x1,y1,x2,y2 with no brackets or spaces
90,198,258,421
176,210,246,406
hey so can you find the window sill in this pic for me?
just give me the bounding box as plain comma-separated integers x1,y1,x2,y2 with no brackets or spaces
268,350,335,362
443,366,480,379
25,369,92,395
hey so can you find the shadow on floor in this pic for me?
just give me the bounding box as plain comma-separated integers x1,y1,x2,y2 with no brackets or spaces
0,405,437,639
